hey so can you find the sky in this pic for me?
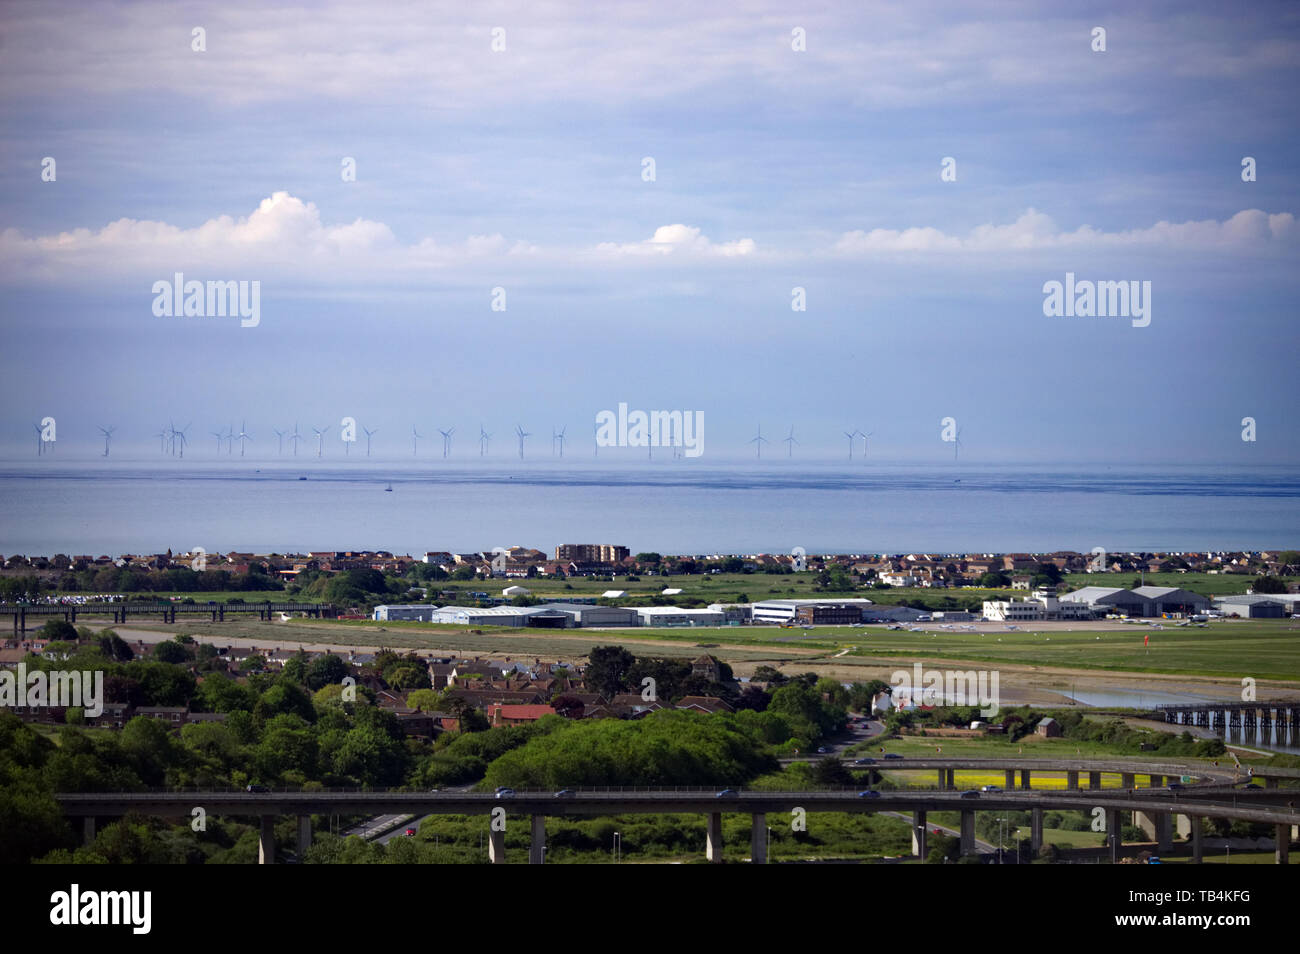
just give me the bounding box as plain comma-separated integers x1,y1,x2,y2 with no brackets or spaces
1,0,1297,464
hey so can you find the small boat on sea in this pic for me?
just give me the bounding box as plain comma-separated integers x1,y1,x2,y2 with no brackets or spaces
384,483,393,492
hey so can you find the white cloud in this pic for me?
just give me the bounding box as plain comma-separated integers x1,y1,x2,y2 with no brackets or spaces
595,224,757,258
834,208,1298,255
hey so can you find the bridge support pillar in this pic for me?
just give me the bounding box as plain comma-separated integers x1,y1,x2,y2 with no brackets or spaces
937,769,947,790
82,816,96,846
1265,777,1278,789
1030,807,1043,857
1277,825,1291,865
1155,812,1173,853
750,813,767,864
1067,771,1079,790
1089,771,1101,789
1107,809,1121,864
1121,773,1134,789
1005,770,1015,790
946,768,955,790
1190,817,1203,863
1149,775,1162,788
529,815,545,864
959,811,976,857
912,811,927,858
706,812,724,863
1019,770,1031,790
488,824,506,864
297,815,312,857
258,816,275,865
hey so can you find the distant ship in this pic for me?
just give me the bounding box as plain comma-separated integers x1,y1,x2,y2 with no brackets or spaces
384,483,393,492
298,476,306,481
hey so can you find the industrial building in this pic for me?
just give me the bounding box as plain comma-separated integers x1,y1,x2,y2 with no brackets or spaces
372,604,437,622
1058,585,1211,617
635,606,726,627
1212,594,1296,618
750,598,874,624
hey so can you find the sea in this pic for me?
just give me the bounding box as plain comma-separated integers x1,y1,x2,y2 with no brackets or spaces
0,458,1296,557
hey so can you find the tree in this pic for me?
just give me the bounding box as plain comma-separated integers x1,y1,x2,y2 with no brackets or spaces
152,641,192,665
38,620,79,643
552,694,585,719
305,654,349,691
1252,575,1287,594
585,646,636,699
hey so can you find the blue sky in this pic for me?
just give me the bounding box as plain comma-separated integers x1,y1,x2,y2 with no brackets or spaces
1,0,1297,464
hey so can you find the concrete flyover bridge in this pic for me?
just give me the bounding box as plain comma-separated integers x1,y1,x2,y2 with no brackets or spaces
0,600,335,633
55,786,1300,866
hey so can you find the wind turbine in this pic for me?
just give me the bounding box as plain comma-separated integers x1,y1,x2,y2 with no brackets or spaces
438,426,455,459
156,426,170,455
236,421,252,457
411,426,422,457
515,424,530,460
953,424,964,462
34,422,44,456
860,430,874,460
97,425,115,457
593,421,599,458
552,426,566,457
784,426,798,458
174,423,190,458
749,425,770,459
211,428,224,454
312,425,329,457
843,429,858,459
289,423,304,457
224,424,235,455
479,426,491,456
362,425,377,456
165,421,178,456
273,428,285,455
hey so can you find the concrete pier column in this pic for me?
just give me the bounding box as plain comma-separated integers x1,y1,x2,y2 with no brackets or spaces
706,812,724,863
82,816,96,846
750,813,767,864
297,815,312,856
1155,813,1173,853
1190,817,1203,863
959,811,976,857
1089,771,1101,789
1265,777,1278,789
258,816,275,865
1067,771,1079,790
1030,807,1043,857
1149,775,1163,788
529,815,546,864
946,768,955,789
1005,770,1016,790
1277,825,1290,865
1107,809,1121,864
1121,772,1135,789
912,811,928,858
937,769,947,790
1019,770,1031,790
488,824,506,863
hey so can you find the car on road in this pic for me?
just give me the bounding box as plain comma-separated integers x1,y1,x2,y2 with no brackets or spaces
981,785,1002,792
245,784,269,793
554,789,576,798
495,787,516,798
959,790,981,799
715,789,739,798
857,790,881,799
854,758,877,765
1166,783,1185,791
817,746,829,753
883,753,904,760
404,828,417,836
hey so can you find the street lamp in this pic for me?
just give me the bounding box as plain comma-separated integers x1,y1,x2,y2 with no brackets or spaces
613,831,621,863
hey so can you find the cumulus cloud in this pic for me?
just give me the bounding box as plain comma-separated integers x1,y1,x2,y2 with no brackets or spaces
833,208,1298,255
594,224,757,258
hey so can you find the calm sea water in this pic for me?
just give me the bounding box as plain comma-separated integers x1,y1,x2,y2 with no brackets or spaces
0,459,1296,556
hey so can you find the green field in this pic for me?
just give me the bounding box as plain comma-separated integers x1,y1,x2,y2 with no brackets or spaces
96,615,1300,683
